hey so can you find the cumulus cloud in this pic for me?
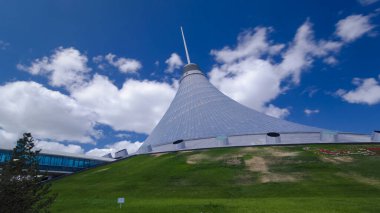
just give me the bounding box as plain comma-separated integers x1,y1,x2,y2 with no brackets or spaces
358,0,379,6
279,21,343,83
0,81,99,147
165,53,184,73
301,86,319,97
14,46,176,138
0,129,18,149
86,140,143,157
71,74,176,134
0,75,175,150
211,27,284,63
337,76,380,105
92,55,105,70
93,53,142,73
35,141,84,154
264,104,290,118
323,56,338,65
335,14,375,42
0,40,10,50
304,109,320,116
115,133,131,139
209,58,287,117
17,47,91,90
104,53,142,73
209,21,343,118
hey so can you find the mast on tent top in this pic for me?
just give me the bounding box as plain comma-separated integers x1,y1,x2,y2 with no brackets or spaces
181,26,191,64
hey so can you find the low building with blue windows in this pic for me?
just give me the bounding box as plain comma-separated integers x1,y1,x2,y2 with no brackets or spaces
0,148,114,177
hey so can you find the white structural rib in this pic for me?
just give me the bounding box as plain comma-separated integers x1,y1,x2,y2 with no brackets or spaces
181,26,191,64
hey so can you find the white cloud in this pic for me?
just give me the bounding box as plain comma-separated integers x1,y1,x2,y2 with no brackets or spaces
35,141,84,154
71,74,176,134
337,76,380,105
105,53,142,73
304,109,320,116
5,44,180,149
85,148,111,157
264,104,290,118
209,21,343,118
279,21,342,83
92,55,103,64
86,140,143,157
358,0,379,6
211,27,284,63
92,55,105,70
0,129,18,149
323,56,338,65
0,40,10,50
209,58,286,117
0,81,99,147
165,53,184,73
301,86,319,97
17,47,91,90
115,133,131,139
335,14,375,42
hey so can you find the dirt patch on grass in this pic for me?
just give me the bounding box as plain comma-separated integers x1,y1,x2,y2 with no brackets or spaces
151,153,167,157
321,156,353,164
260,173,300,183
336,156,353,162
245,156,268,172
244,156,302,183
270,149,299,157
186,153,210,164
186,152,244,165
337,172,380,188
241,146,299,157
258,147,299,157
240,147,259,153
186,150,247,165
225,157,242,166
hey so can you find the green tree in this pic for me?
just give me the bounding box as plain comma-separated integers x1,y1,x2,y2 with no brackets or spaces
0,133,57,213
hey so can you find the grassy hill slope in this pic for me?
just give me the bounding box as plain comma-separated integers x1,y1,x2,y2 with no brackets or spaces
51,144,380,212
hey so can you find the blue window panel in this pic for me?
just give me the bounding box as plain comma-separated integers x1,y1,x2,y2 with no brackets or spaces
1,150,107,173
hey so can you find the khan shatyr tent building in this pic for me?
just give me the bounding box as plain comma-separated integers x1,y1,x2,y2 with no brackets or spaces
137,28,380,154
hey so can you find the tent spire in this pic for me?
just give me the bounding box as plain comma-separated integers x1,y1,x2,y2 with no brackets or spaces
181,26,191,64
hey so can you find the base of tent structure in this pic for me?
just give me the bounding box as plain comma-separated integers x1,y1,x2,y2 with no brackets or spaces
138,131,380,154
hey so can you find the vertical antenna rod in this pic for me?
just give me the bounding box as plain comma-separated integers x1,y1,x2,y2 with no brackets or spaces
181,26,191,64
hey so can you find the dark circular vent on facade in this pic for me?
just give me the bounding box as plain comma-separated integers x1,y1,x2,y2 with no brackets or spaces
267,132,280,137
173,139,184,144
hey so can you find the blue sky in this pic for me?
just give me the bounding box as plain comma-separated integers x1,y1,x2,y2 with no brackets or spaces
0,0,379,156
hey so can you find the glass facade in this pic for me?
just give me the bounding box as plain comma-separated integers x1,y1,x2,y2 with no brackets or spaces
0,149,108,173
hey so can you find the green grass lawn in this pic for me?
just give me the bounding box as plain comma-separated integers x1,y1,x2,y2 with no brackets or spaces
51,144,380,212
